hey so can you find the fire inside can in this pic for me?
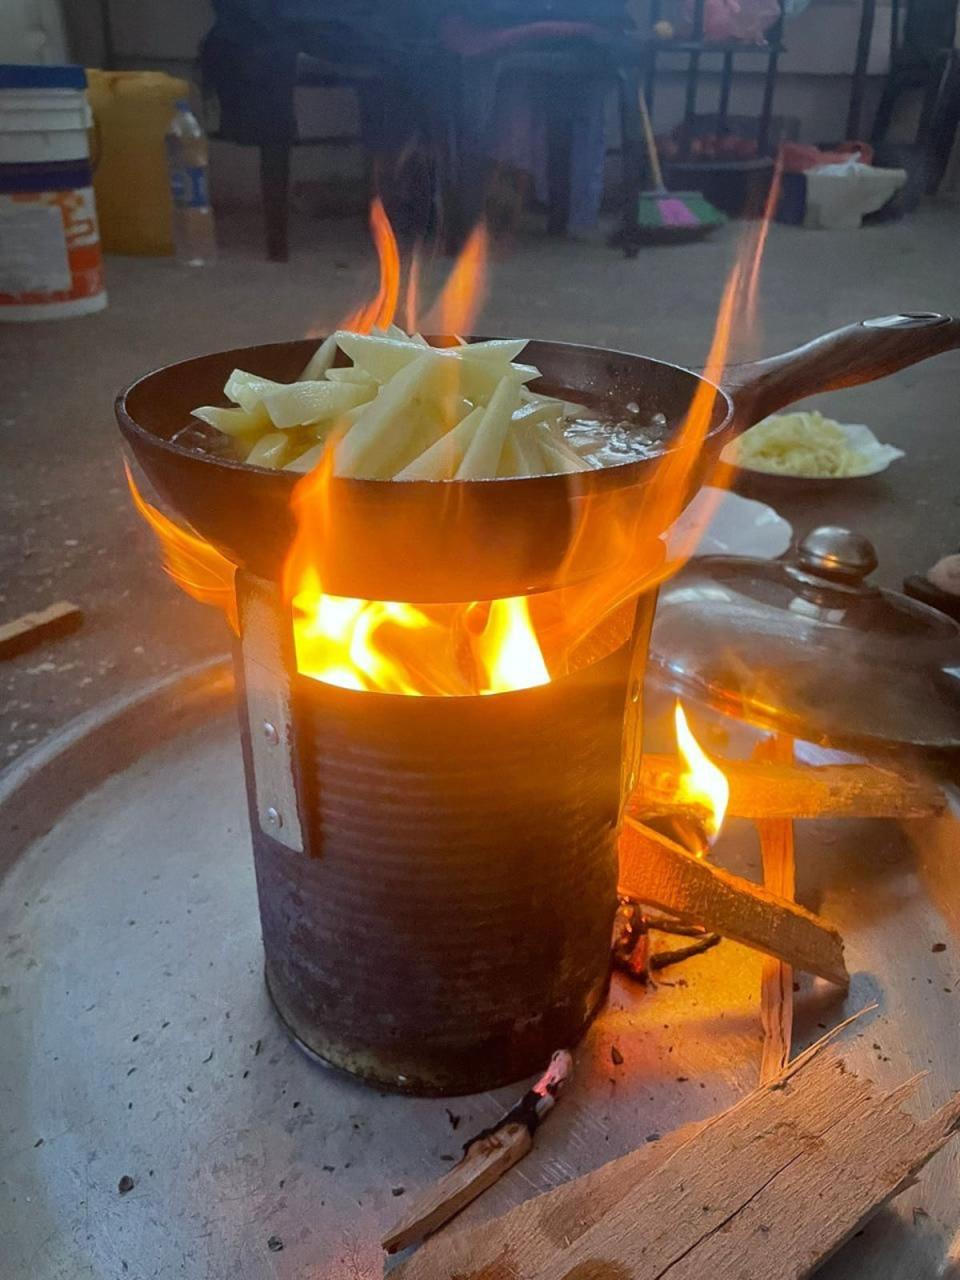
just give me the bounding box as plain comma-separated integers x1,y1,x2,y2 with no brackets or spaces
236,573,653,1095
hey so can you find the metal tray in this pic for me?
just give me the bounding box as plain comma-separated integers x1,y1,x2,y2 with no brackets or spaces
2,663,958,1279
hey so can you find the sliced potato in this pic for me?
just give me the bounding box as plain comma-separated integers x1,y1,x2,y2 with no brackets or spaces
245,431,292,469
197,326,590,482
535,422,592,473
224,369,288,413
298,333,338,382
192,403,271,437
230,429,272,462
263,380,374,430
395,406,485,480
284,441,328,473
334,332,424,382
335,351,447,478
505,423,544,477
511,399,564,430
459,338,528,364
456,375,521,480
325,366,379,386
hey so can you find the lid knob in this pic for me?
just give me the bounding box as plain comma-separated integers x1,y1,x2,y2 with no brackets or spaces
796,526,878,583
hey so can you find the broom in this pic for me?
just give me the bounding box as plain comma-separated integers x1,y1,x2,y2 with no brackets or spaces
635,92,725,242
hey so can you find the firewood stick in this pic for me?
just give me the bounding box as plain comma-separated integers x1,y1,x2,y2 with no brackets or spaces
632,753,945,820
382,1050,573,1255
619,817,848,986
383,1121,532,1256
649,933,720,970
394,1013,873,1280
755,734,797,1086
0,600,83,660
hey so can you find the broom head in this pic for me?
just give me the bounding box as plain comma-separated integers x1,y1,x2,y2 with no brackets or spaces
635,190,726,242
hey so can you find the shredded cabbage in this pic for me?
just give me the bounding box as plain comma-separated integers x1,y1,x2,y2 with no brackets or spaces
731,411,869,478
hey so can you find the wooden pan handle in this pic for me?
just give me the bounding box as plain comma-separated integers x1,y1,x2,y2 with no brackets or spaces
722,312,960,429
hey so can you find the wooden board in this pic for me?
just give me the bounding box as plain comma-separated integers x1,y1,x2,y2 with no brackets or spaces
619,817,847,986
633,754,945,820
397,1034,960,1280
0,600,82,659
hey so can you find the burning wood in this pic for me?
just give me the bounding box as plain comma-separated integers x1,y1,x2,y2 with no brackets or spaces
613,902,718,980
634,752,945,820
619,816,848,986
393,1017,960,1280
648,932,721,970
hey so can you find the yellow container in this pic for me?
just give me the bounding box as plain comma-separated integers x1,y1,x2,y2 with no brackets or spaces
86,70,189,256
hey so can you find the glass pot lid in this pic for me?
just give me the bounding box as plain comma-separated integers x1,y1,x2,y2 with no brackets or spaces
650,526,960,751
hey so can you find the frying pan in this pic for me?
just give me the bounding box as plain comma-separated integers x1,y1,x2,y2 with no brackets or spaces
117,312,960,602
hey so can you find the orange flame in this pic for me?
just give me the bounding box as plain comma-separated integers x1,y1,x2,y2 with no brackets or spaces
475,597,549,694
424,223,489,342
280,208,546,698
130,197,778,703
341,198,401,333
673,701,729,842
124,462,238,632
283,449,548,695
404,245,421,335
543,194,779,673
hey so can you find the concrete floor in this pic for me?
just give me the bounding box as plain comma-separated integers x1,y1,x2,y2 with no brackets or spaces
2,203,960,765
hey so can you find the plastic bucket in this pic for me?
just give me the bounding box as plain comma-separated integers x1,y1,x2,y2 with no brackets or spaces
86,70,188,257
0,64,107,321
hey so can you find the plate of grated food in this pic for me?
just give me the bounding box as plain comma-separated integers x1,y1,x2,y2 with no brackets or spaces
721,409,904,490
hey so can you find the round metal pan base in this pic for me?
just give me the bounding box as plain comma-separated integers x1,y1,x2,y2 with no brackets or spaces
2,664,958,1279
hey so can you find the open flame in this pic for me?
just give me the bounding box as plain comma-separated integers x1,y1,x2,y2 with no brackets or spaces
341,198,400,333
129,197,775,701
282,208,552,697
673,701,729,842
423,223,489,341
285,450,548,696
124,462,238,632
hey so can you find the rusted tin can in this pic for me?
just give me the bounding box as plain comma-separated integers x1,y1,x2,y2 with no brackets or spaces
236,574,653,1095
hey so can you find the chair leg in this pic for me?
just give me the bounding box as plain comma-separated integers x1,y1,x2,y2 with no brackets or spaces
260,143,291,262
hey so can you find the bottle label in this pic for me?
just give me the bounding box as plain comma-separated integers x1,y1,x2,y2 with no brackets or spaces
170,166,210,210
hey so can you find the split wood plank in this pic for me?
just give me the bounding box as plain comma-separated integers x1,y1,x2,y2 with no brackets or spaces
393,1015,866,1280
632,753,945,821
392,1122,701,1280
619,817,848,986
528,1060,960,1280
0,601,83,660
756,734,797,1085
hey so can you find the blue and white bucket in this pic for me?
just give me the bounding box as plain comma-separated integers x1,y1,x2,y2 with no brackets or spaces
0,64,107,321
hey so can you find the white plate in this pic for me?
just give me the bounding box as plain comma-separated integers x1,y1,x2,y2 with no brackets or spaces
665,486,793,561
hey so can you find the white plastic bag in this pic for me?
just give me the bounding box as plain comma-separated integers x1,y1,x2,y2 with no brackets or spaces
804,160,907,229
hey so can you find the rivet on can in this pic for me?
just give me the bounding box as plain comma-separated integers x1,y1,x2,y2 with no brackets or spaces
262,721,280,746
266,806,283,829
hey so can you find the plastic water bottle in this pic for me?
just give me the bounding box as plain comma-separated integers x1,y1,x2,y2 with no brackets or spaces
166,100,217,266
